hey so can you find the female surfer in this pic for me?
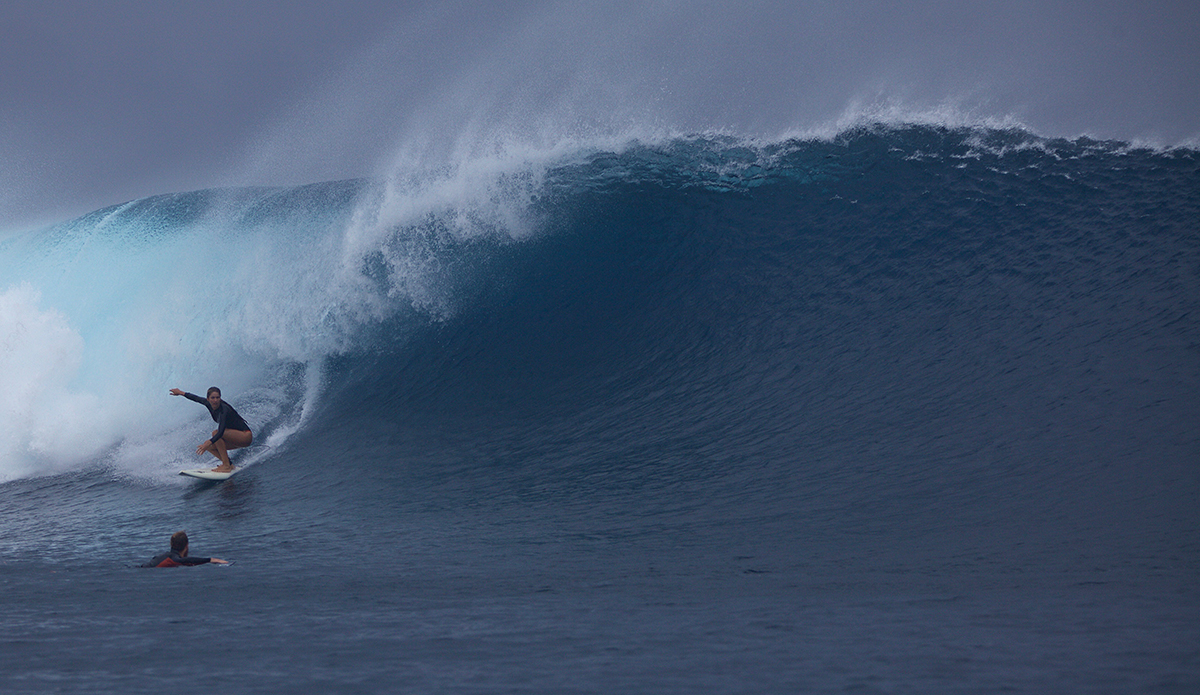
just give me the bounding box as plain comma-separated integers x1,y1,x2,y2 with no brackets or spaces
169,387,252,473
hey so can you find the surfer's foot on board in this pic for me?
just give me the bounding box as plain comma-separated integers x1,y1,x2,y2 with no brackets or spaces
211,465,234,473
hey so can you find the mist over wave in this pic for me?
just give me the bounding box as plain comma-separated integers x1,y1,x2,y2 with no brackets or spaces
6,1,1199,235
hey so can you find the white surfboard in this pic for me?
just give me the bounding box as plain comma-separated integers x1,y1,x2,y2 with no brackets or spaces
179,467,239,481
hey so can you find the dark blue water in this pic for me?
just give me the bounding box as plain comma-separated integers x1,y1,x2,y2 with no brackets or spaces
1,126,1198,693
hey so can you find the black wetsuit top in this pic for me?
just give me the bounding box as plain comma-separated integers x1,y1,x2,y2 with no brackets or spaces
183,392,251,444
140,550,216,568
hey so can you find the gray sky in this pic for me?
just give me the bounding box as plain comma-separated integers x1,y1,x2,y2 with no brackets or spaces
3,0,1198,229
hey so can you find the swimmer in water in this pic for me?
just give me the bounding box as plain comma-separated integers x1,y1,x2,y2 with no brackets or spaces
140,531,228,567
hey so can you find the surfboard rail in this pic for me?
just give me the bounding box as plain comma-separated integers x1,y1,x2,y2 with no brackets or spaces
179,468,238,481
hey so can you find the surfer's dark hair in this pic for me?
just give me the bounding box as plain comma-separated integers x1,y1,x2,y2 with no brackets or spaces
170,531,189,552
206,387,221,397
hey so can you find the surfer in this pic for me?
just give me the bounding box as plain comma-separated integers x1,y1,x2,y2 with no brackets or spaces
170,386,252,473
140,531,228,567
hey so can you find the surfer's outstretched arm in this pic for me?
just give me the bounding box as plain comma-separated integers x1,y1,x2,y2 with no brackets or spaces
170,388,207,405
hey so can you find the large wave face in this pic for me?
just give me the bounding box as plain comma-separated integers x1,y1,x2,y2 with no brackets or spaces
1,123,1197,546
312,127,1198,565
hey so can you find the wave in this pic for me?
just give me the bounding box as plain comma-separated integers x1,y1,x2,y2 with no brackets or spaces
0,123,1196,485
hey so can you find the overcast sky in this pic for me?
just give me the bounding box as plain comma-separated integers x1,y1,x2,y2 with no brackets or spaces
2,0,1198,229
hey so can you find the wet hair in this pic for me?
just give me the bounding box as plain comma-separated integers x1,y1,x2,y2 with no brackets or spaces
170,531,189,552
206,387,221,397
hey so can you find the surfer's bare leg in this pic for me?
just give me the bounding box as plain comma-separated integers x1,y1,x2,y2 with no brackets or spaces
207,431,233,472
208,429,252,472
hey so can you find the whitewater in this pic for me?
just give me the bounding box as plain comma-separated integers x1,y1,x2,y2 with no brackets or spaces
1,123,1197,693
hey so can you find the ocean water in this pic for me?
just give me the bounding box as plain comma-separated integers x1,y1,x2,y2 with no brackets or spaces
1,125,1197,693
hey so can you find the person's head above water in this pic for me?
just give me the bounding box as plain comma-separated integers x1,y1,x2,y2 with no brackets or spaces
170,531,189,553
206,387,222,409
